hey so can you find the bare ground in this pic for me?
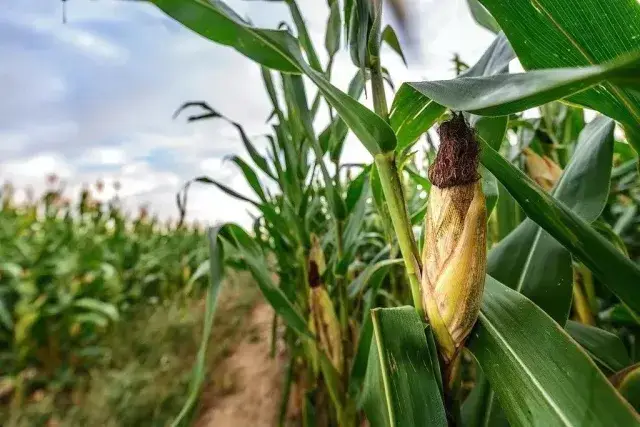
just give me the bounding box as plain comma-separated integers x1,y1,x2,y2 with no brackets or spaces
196,302,285,427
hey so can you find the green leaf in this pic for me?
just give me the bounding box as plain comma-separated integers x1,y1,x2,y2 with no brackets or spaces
325,0,341,56
226,155,267,202
0,297,13,330
347,258,403,299
219,224,311,338
469,276,640,426
173,226,227,426
286,0,322,72
488,117,615,322
389,85,445,153
152,0,396,154
319,70,366,159
408,52,640,117
339,179,371,272
565,320,631,374
73,298,119,322
389,33,514,151
154,0,301,72
370,164,395,241
472,115,507,216
478,0,640,152
461,360,509,427
381,25,406,66
186,176,292,244
174,101,276,180
554,117,615,221
361,306,447,427
494,181,522,241
480,134,640,314
284,74,344,221
466,0,500,34
349,264,398,395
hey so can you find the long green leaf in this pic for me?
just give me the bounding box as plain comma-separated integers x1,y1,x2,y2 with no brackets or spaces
381,25,406,66
480,135,640,314
468,276,640,426
151,0,396,154
408,52,640,117
389,33,514,150
472,115,507,216
219,224,310,338
361,306,447,427
488,118,614,320
478,0,640,151
172,226,226,426
566,320,631,374
226,155,267,202
466,0,500,34
349,264,398,395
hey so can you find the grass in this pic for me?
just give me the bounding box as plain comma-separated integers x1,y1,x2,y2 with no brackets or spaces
1,271,259,427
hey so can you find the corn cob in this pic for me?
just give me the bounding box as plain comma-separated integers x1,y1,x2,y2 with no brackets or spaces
421,113,487,362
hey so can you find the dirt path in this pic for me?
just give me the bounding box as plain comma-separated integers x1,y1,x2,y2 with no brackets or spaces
196,302,285,427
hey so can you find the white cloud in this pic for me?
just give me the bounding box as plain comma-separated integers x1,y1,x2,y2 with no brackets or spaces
79,146,129,166
1,0,494,227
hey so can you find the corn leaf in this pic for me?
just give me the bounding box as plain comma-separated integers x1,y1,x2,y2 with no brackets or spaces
487,118,616,320
478,0,640,152
468,276,640,426
73,298,119,322
381,25,406,66
349,263,399,395
472,115,507,216
226,155,267,202
151,0,396,154
390,33,514,151
408,52,640,117
172,226,227,426
325,0,341,56
480,130,640,314
466,0,500,34
565,320,631,374
285,0,322,72
361,306,447,427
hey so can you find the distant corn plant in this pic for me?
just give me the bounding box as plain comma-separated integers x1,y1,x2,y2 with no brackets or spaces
150,0,640,425
0,178,209,396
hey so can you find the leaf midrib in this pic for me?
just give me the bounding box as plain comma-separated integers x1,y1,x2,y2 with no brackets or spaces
479,310,575,426
530,0,640,123
194,0,301,72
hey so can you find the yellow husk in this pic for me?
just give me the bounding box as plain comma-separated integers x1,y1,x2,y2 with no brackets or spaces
421,181,487,362
309,286,343,374
523,148,562,191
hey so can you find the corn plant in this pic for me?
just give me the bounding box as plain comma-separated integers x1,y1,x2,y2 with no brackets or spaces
0,179,209,392
149,0,640,425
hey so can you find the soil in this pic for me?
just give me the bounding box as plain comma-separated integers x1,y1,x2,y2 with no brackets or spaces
196,302,285,427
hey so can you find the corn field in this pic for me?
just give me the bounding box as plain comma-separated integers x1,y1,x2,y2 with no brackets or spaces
151,0,640,425
5,0,640,425
0,178,210,394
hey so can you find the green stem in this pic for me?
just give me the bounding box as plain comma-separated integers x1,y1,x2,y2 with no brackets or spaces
374,153,425,319
335,218,349,390
370,58,389,121
369,49,424,319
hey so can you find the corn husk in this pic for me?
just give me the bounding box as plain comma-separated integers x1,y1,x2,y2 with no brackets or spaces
421,114,487,362
422,181,487,361
308,286,343,374
523,148,562,191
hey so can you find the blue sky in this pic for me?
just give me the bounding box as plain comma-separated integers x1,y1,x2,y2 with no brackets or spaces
1,0,494,225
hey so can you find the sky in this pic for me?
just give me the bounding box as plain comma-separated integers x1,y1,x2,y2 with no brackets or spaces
1,0,495,226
